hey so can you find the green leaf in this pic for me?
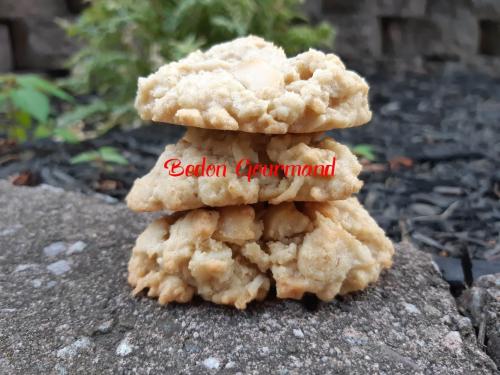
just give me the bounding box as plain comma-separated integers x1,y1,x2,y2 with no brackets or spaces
0,93,7,109
352,144,376,161
70,150,101,164
10,88,50,123
98,146,128,165
70,147,128,165
10,126,27,142
211,16,241,34
57,101,107,128
33,123,53,139
17,75,74,102
14,111,32,127
60,0,335,137
54,127,80,143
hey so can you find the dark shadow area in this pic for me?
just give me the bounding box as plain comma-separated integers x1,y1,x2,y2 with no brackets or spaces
480,20,500,56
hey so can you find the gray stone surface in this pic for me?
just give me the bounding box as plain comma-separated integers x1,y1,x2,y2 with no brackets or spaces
326,14,382,58
322,0,376,14
0,0,76,72
381,12,478,59
376,0,427,16
459,274,500,367
381,18,437,57
317,0,500,63
0,24,12,72
10,18,76,70
0,0,68,18
0,181,497,374
427,11,479,59
471,0,500,17
1,0,500,73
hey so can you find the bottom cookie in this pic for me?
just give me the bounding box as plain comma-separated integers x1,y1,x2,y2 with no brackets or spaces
128,198,394,309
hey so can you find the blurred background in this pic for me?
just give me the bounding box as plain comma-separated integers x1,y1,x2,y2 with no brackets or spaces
3,1,500,73
0,0,499,292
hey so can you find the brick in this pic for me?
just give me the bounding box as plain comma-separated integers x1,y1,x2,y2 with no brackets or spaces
303,0,322,22
429,12,479,58
322,0,376,14
381,18,433,57
324,15,381,58
378,0,478,59
425,0,473,16
0,0,68,18
0,24,13,72
10,18,76,70
381,13,478,59
472,0,500,17
376,0,427,17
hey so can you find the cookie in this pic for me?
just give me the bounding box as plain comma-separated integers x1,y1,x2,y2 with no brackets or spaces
128,198,394,309
135,36,371,134
126,128,363,212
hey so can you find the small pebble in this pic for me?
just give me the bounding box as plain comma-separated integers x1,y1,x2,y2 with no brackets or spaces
67,241,87,254
47,260,71,275
15,264,38,273
293,328,304,338
402,302,421,315
54,363,67,375
0,225,22,236
433,186,464,195
423,305,441,318
202,357,220,370
343,327,368,345
409,203,441,216
56,337,91,359
442,331,463,354
96,320,113,334
43,242,67,257
46,280,57,288
381,101,401,114
116,335,133,357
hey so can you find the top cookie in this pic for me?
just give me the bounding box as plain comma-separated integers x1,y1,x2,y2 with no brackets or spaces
135,36,371,134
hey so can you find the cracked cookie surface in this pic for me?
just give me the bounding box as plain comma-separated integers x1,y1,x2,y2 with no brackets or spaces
135,36,371,134
128,198,394,309
126,128,363,212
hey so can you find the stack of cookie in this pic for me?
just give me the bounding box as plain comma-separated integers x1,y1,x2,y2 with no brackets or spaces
126,36,394,309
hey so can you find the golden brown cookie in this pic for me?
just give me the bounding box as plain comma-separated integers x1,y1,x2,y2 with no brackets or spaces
126,128,363,212
135,36,371,134
128,198,394,309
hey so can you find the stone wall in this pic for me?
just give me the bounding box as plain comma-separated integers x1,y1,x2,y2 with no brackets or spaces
0,0,84,72
1,0,500,73
309,0,500,64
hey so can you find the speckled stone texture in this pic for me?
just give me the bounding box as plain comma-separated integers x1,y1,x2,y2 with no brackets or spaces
459,273,500,368
0,181,497,374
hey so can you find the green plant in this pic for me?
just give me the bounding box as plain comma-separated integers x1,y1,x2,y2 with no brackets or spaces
62,0,334,134
0,74,74,142
352,144,376,161
70,146,128,166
